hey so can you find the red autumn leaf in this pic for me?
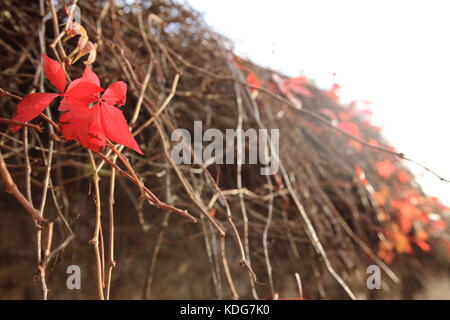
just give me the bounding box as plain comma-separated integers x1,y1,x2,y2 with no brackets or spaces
60,80,103,111
395,235,413,254
272,74,312,109
60,104,95,149
10,55,65,132
399,211,413,234
10,93,59,132
88,103,107,151
417,212,430,224
246,72,261,91
326,83,340,101
392,227,413,254
387,145,396,152
368,138,379,147
102,81,127,106
286,76,313,97
338,111,353,121
80,64,101,86
415,240,431,252
348,140,362,151
377,239,395,264
233,56,245,70
391,200,417,233
59,66,142,155
374,188,389,206
397,169,409,183
337,121,361,138
416,229,428,241
43,54,66,93
99,101,143,154
376,160,396,179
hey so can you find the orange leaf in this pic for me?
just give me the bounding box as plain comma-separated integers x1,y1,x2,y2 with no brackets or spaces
415,239,431,252
338,111,353,121
368,138,380,147
374,188,389,206
396,169,409,184
376,160,396,179
338,121,361,138
391,200,417,233
394,231,413,254
416,229,429,241
348,140,362,151
246,72,261,91
327,83,340,101
377,239,395,264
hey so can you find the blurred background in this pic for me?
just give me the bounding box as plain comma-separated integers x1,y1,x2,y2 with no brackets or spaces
187,0,450,205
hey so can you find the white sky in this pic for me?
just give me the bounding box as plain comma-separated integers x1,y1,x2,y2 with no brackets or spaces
186,0,450,205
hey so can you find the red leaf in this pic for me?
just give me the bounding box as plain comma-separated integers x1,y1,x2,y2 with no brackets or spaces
43,55,66,93
246,72,261,91
57,66,140,155
326,83,340,101
81,65,100,86
11,93,59,132
374,188,388,206
338,121,361,138
338,112,353,121
397,169,409,183
88,103,107,151
286,76,313,97
60,103,108,152
60,80,103,111
100,102,143,154
376,160,396,179
103,81,127,107
348,140,362,151
368,138,379,147
415,240,431,252
394,231,413,254
60,104,94,148
391,200,417,233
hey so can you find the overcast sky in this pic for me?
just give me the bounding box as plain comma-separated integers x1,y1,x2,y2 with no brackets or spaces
186,0,450,205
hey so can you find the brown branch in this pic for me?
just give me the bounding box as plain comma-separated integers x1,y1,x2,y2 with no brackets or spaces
0,118,43,132
105,166,116,299
0,150,46,223
88,150,105,300
95,150,197,222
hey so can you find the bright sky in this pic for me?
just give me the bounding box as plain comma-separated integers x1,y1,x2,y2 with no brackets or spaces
186,0,450,205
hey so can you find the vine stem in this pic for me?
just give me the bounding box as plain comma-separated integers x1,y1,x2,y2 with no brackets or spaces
88,150,105,300
105,166,116,299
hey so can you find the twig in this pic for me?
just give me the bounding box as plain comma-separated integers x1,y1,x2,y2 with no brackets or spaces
0,118,43,132
0,150,46,223
88,150,105,300
105,167,116,299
